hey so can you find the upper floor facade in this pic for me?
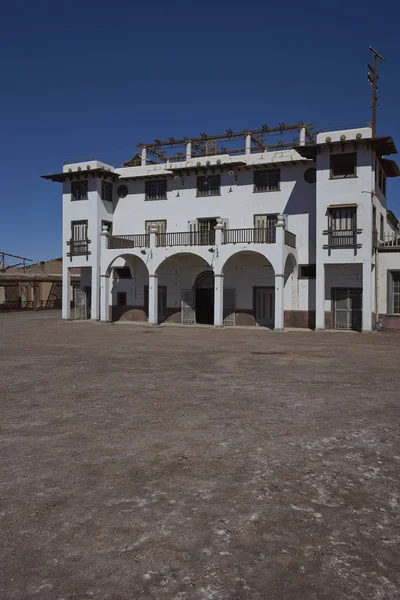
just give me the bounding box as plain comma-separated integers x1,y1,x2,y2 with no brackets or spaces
43,122,400,275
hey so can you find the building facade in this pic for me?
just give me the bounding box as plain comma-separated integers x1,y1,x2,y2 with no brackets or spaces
43,123,400,331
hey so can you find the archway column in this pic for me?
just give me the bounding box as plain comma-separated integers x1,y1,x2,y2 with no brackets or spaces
62,266,71,320
148,274,158,325
274,273,285,331
214,273,224,327
100,274,110,322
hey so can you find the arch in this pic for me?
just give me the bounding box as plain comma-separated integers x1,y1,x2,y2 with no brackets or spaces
154,251,212,274
194,270,214,289
221,250,274,274
284,252,297,284
105,253,149,277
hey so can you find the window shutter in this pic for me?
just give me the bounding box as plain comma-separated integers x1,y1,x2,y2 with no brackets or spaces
387,272,393,314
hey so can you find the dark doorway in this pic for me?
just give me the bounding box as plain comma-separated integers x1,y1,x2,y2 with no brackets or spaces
195,288,214,324
194,270,214,324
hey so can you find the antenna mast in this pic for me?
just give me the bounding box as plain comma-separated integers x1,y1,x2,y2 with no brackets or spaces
368,46,385,138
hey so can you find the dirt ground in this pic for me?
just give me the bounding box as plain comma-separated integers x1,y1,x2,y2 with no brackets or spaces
0,311,399,600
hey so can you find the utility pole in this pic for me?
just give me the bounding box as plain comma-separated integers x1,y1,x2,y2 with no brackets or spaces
368,46,385,138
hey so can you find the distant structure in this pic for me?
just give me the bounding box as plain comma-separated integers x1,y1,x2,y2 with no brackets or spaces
0,257,80,311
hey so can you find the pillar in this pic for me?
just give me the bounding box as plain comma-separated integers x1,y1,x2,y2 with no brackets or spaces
141,146,147,166
299,126,306,146
62,266,71,320
186,141,192,160
274,274,285,331
91,267,100,320
100,274,110,322
214,217,224,246
362,261,373,332
214,273,224,327
100,226,111,322
274,215,285,331
245,134,251,155
148,274,158,325
315,261,325,330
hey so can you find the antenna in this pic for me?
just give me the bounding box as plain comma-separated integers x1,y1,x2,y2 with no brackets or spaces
368,46,385,137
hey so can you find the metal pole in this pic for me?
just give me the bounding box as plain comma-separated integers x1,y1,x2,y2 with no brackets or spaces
369,47,385,138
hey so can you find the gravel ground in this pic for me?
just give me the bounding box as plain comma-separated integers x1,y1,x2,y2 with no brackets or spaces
0,311,399,600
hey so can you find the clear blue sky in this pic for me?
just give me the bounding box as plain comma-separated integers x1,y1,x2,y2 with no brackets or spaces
1,0,400,262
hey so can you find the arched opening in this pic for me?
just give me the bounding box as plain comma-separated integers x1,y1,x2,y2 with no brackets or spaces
284,253,301,328
106,254,149,322
222,251,275,327
194,270,215,324
155,252,212,324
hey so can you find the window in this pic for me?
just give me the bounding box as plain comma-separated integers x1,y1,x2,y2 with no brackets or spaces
117,292,127,306
197,218,217,244
388,272,400,314
330,153,357,179
70,220,88,254
327,207,357,248
197,175,220,197
114,267,131,279
101,181,113,202
254,214,277,243
71,180,88,201
254,169,280,192
380,214,384,241
145,179,167,200
299,265,316,279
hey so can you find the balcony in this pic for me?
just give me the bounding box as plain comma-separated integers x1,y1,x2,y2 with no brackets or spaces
67,238,91,260
379,232,400,250
108,228,296,249
323,228,362,255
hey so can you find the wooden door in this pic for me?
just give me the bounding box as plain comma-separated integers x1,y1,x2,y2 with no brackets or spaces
255,287,274,327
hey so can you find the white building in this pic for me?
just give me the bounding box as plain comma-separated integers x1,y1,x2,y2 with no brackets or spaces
43,122,400,331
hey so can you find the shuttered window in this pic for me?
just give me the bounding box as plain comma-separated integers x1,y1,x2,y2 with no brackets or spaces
197,175,220,197
145,180,167,200
253,169,280,192
388,272,400,314
71,180,88,201
71,221,88,254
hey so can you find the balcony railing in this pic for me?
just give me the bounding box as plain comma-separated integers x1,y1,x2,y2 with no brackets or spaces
223,228,276,244
380,232,400,248
284,230,296,248
67,239,91,260
326,229,361,248
109,234,150,249
106,228,297,249
156,231,215,247
322,228,362,255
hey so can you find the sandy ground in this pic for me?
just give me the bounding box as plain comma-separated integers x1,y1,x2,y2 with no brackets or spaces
0,310,399,600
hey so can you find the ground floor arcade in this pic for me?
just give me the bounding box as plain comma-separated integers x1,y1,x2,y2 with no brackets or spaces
63,255,381,331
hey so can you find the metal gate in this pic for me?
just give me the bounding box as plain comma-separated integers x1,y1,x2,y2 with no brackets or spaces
334,289,362,331
181,289,195,324
223,288,235,326
74,288,87,320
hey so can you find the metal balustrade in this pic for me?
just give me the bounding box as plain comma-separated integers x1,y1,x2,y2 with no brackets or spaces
107,228,297,249
108,234,150,249
156,231,215,247
284,230,296,248
327,229,359,248
222,228,276,244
